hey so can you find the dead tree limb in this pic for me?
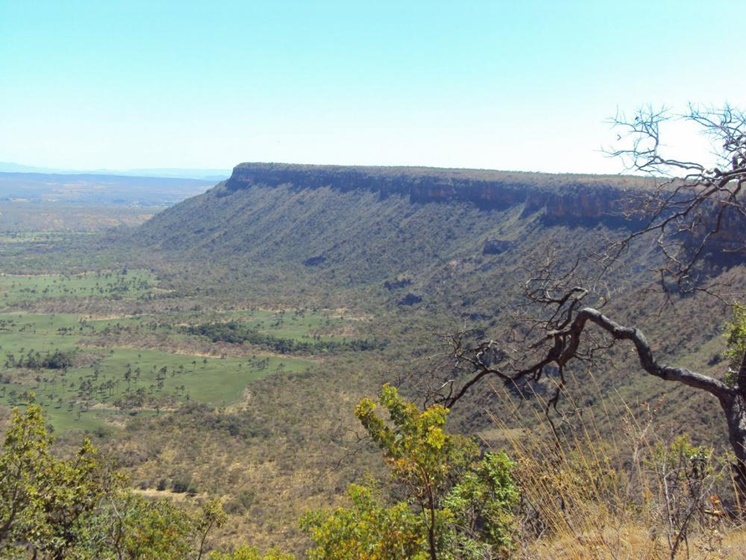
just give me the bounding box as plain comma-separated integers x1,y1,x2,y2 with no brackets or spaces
606,104,746,290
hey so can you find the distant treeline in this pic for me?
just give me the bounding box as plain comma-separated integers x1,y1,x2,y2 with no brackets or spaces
185,321,385,354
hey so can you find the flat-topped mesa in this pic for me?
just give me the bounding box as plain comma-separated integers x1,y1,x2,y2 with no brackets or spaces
223,163,745,263
224,162,646,222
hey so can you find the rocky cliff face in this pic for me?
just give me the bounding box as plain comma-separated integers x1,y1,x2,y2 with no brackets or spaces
223,162,744,262
225,163,643,224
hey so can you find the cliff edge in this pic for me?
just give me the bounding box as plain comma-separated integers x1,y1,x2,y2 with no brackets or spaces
224,162,649,224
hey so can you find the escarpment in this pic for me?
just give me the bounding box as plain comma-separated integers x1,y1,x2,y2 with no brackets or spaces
135,163,745,277
224,162,645,225
221,163,745,262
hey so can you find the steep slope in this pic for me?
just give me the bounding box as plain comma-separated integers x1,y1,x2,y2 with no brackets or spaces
132,163,653,294
130,163,741,365
129,163,743,420
119,163,746,551
132,163,744,397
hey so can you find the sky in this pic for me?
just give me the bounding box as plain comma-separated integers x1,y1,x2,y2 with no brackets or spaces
1,0,743,175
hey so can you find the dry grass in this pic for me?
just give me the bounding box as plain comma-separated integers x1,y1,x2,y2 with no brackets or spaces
482,385,746,560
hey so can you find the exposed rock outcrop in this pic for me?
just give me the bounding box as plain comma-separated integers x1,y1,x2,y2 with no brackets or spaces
224,162,644,225
482,239,516,255
220,162,745,263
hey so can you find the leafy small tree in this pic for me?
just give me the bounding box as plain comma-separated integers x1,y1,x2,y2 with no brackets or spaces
100,494,198,560
356,385,455,559
209,545,296,560
0,403,232,559
301,484,425,560
647,434,716,557
442,452,519,557
0,402,118,559
0,404,51,549
303,385,518,559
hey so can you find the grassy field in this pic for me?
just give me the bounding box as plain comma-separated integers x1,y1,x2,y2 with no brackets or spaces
0,269,156,306
0,271,373,432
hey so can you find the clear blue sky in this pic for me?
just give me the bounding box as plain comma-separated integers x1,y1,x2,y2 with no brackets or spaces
1,0,742,174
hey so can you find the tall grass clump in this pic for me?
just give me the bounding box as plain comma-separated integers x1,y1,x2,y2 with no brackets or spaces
485,373,746,559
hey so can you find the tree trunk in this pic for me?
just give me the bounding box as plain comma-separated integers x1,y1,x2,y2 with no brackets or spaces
719,393,746,506
722,352,746,506
547,309,746,510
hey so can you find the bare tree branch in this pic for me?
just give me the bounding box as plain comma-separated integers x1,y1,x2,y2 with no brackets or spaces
605,105,746,291
440,105,746,499
444,305,730,410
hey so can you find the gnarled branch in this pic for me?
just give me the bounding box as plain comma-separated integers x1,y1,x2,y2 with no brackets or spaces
444,306,731,409
606,104,746,291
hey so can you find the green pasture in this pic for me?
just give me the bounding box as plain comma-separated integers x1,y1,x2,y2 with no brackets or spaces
0,282,357,434
0,269,156,307
1,345,312,432
0,309,319,432
254,309,351,340
95,347,309,404
183,308,358,343
0,312,81,352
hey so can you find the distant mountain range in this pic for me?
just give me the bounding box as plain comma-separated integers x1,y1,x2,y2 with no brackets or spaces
0,162,230,181
0,171,220,206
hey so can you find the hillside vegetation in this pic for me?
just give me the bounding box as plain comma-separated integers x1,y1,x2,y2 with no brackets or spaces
1,163,744,557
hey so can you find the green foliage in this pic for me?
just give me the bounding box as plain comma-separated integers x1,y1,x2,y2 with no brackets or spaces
74,493,230,560
5,348,76,370
650,434,712,478
639,433,720,557
209,545,296,559
0,402,119,559
301,484,426,560
304,385,518,559
0,403,54,552
356,384,454,497
442,451,519,556
725,304,746,384
0,310,314,432
101,495,198,560
186,321,384,354
0,402,240,559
